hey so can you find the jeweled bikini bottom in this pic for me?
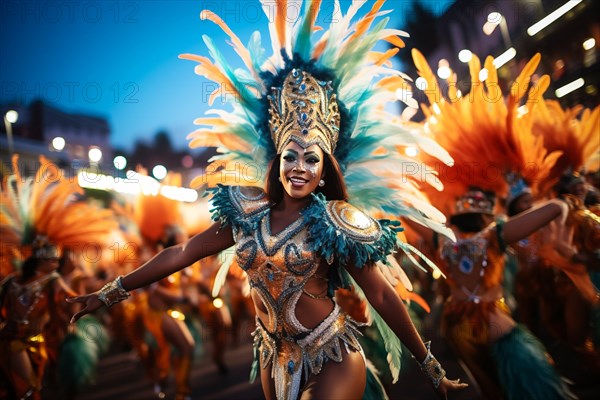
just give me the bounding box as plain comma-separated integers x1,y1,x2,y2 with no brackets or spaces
252,303,365,400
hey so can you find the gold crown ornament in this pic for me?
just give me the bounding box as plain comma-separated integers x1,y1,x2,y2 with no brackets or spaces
268,69,340,155
454,190,495,216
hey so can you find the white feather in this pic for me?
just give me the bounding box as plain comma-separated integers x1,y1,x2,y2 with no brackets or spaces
212,246,235,297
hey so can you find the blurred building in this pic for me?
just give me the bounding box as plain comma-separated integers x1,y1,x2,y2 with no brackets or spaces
399,0,599,110
1,100,214,187
1,100,112,176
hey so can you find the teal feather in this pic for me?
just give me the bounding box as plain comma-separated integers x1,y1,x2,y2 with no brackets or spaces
57,315,107,391
183,316,204,359
249,331,260,383
334,18,388,81
208,185,265,234
294,0,313,61
247,31,267,74
202,35,262,113
343,269,403,383
362,361,389,400
491,325,575,400
76,314,110,354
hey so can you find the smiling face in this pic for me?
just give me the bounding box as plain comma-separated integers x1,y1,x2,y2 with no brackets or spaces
279,141,324,199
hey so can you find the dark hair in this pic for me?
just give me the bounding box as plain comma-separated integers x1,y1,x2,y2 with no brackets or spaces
449,213,492,233
265,152,348,203
160,226,181,248
20,256,39,282
506,193,528,217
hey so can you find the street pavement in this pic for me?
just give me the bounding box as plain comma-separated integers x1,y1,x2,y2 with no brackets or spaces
41,303,600,400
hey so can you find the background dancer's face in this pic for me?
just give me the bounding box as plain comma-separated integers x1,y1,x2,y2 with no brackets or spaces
508,193,534,216
279,141,324,199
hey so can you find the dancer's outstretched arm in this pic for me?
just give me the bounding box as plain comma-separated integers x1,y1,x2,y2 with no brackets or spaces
68,223,234,322
347,261,468,398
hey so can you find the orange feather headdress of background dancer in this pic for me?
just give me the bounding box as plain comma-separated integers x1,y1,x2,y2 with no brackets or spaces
0,155,117,275
531,95,600,193
410,49,563,217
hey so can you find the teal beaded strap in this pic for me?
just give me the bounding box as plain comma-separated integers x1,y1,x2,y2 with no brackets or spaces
418,341,446,389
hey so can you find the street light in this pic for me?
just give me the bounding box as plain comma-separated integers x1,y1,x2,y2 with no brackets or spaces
152,165,167,180
483,12,512,49
88,147,103,163
113,155,127,170
52,136,66,151
458,49,473,63
4,110,18,155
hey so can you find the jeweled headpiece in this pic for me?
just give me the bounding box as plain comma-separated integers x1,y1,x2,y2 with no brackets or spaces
268,69,340,155
454,190,495,216
555,169,585,194
32,236,60,259
505,175,532,210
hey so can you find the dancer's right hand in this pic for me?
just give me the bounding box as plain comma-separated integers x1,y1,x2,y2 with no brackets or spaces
66,293,103,323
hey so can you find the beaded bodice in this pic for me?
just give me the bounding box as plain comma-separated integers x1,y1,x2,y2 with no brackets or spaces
440,223,505,302
236,210,321,336
211,184,400,335
512,234,541,266
1,272,59,338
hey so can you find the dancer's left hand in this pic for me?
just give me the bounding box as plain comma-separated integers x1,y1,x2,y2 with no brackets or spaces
436,377,469,399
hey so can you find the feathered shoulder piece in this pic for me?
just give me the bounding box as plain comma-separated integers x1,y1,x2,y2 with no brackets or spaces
302,193,401,269
208,185,273,234
411,49,562,213
180,0,453,236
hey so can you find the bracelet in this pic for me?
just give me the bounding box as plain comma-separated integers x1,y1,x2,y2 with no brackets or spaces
98,276,130,307
417,341,446,389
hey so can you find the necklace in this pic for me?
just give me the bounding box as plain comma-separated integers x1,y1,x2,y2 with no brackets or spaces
12,273,57,325
301,287,329,300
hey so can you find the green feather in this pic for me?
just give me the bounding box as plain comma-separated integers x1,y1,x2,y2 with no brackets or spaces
342,269,403,383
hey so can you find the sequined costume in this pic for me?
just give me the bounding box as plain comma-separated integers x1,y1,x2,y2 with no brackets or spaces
412,50,576,399
211,185,401,400
0,272,61,398
0,156,116,399
439,223,508,399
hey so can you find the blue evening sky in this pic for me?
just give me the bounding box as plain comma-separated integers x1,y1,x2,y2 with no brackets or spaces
1,1,453,151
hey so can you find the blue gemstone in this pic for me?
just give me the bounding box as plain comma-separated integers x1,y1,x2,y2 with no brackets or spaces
302,129,308,135
292,69,299,77
300,83,306,91
287,360,295,374
301,113,307,120
459,256,473,274
268,272,274,281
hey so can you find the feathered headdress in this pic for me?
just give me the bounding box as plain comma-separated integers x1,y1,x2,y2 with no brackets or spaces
0,155,117,271
531,98,600,193
411,50,563,216
180,0,453,235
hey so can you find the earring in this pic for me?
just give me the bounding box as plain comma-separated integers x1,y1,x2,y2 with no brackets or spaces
278,177,282,182
318,179,325,187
